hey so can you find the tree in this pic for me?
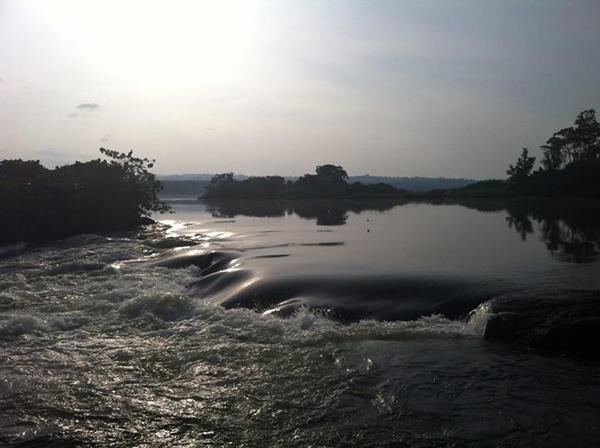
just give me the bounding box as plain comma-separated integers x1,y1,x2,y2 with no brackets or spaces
207,172,235,188
541,109,600,170
507,148,536,189
99,147,169,215
204,173,235,198
315,164,348,188
0,159,47,179
541,134,566,171
572,109,600,161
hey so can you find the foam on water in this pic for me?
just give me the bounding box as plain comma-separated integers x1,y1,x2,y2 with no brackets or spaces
119,294,199,321
465,300,495,337
0,313,92,336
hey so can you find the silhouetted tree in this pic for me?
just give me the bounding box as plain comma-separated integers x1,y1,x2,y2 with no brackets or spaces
0,159,47,179
99,147,169,215
315,164,348,188
208,172,235,188
203,173,287,199
204,172,234,198
573,109,600,160
541,135,567,171
541,109,600,170
507,148,535,191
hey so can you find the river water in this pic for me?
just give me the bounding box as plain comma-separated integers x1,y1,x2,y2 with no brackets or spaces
1,199,599,446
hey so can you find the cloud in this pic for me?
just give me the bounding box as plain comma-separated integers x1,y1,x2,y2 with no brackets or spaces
69,103,102,118
76,103,100,111
100,134,110,142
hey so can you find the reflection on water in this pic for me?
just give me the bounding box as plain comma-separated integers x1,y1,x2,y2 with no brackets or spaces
203,198,600,263
204,199,400,226
504,200,600,263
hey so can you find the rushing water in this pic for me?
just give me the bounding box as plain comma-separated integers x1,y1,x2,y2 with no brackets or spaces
1,199,599,447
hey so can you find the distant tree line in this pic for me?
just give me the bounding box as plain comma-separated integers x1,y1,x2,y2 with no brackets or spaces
0,148,168,242
158,176,476,197
202,164,408,200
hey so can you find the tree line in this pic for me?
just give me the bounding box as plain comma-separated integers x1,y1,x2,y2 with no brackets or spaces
202,164,406,200
506,109,600,196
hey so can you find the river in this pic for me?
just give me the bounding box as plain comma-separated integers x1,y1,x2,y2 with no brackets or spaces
1,198,599,446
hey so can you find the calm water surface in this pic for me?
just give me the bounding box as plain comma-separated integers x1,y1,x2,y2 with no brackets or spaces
1,199,599,446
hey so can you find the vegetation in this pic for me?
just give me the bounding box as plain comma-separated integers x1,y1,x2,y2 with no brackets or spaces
203,110,599,201
445,109,600,198
507,148,536,191
203,164,410,200
541,109,600,171
0,148,168,243
508,109,600,195
204,172,288,199
159,174,477,194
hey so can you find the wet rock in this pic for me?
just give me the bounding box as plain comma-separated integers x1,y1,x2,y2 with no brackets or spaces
138,250,236,270
143,238,198,249
56,234,110,248
479,291,600,360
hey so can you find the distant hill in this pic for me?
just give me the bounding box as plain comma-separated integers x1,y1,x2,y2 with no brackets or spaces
157,174,478,197
157,174,249,181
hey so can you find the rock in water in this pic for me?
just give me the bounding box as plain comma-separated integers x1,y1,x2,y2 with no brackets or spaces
477,291,600,360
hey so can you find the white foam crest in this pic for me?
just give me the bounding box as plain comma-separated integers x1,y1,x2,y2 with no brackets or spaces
119,294,198,321
292,313,481,346
72,264,200,313
170,303,480,349
46,261,108,276
98,251,139,263
465,300,495,337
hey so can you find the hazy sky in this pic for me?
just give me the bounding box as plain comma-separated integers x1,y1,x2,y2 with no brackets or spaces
1,0,599,178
